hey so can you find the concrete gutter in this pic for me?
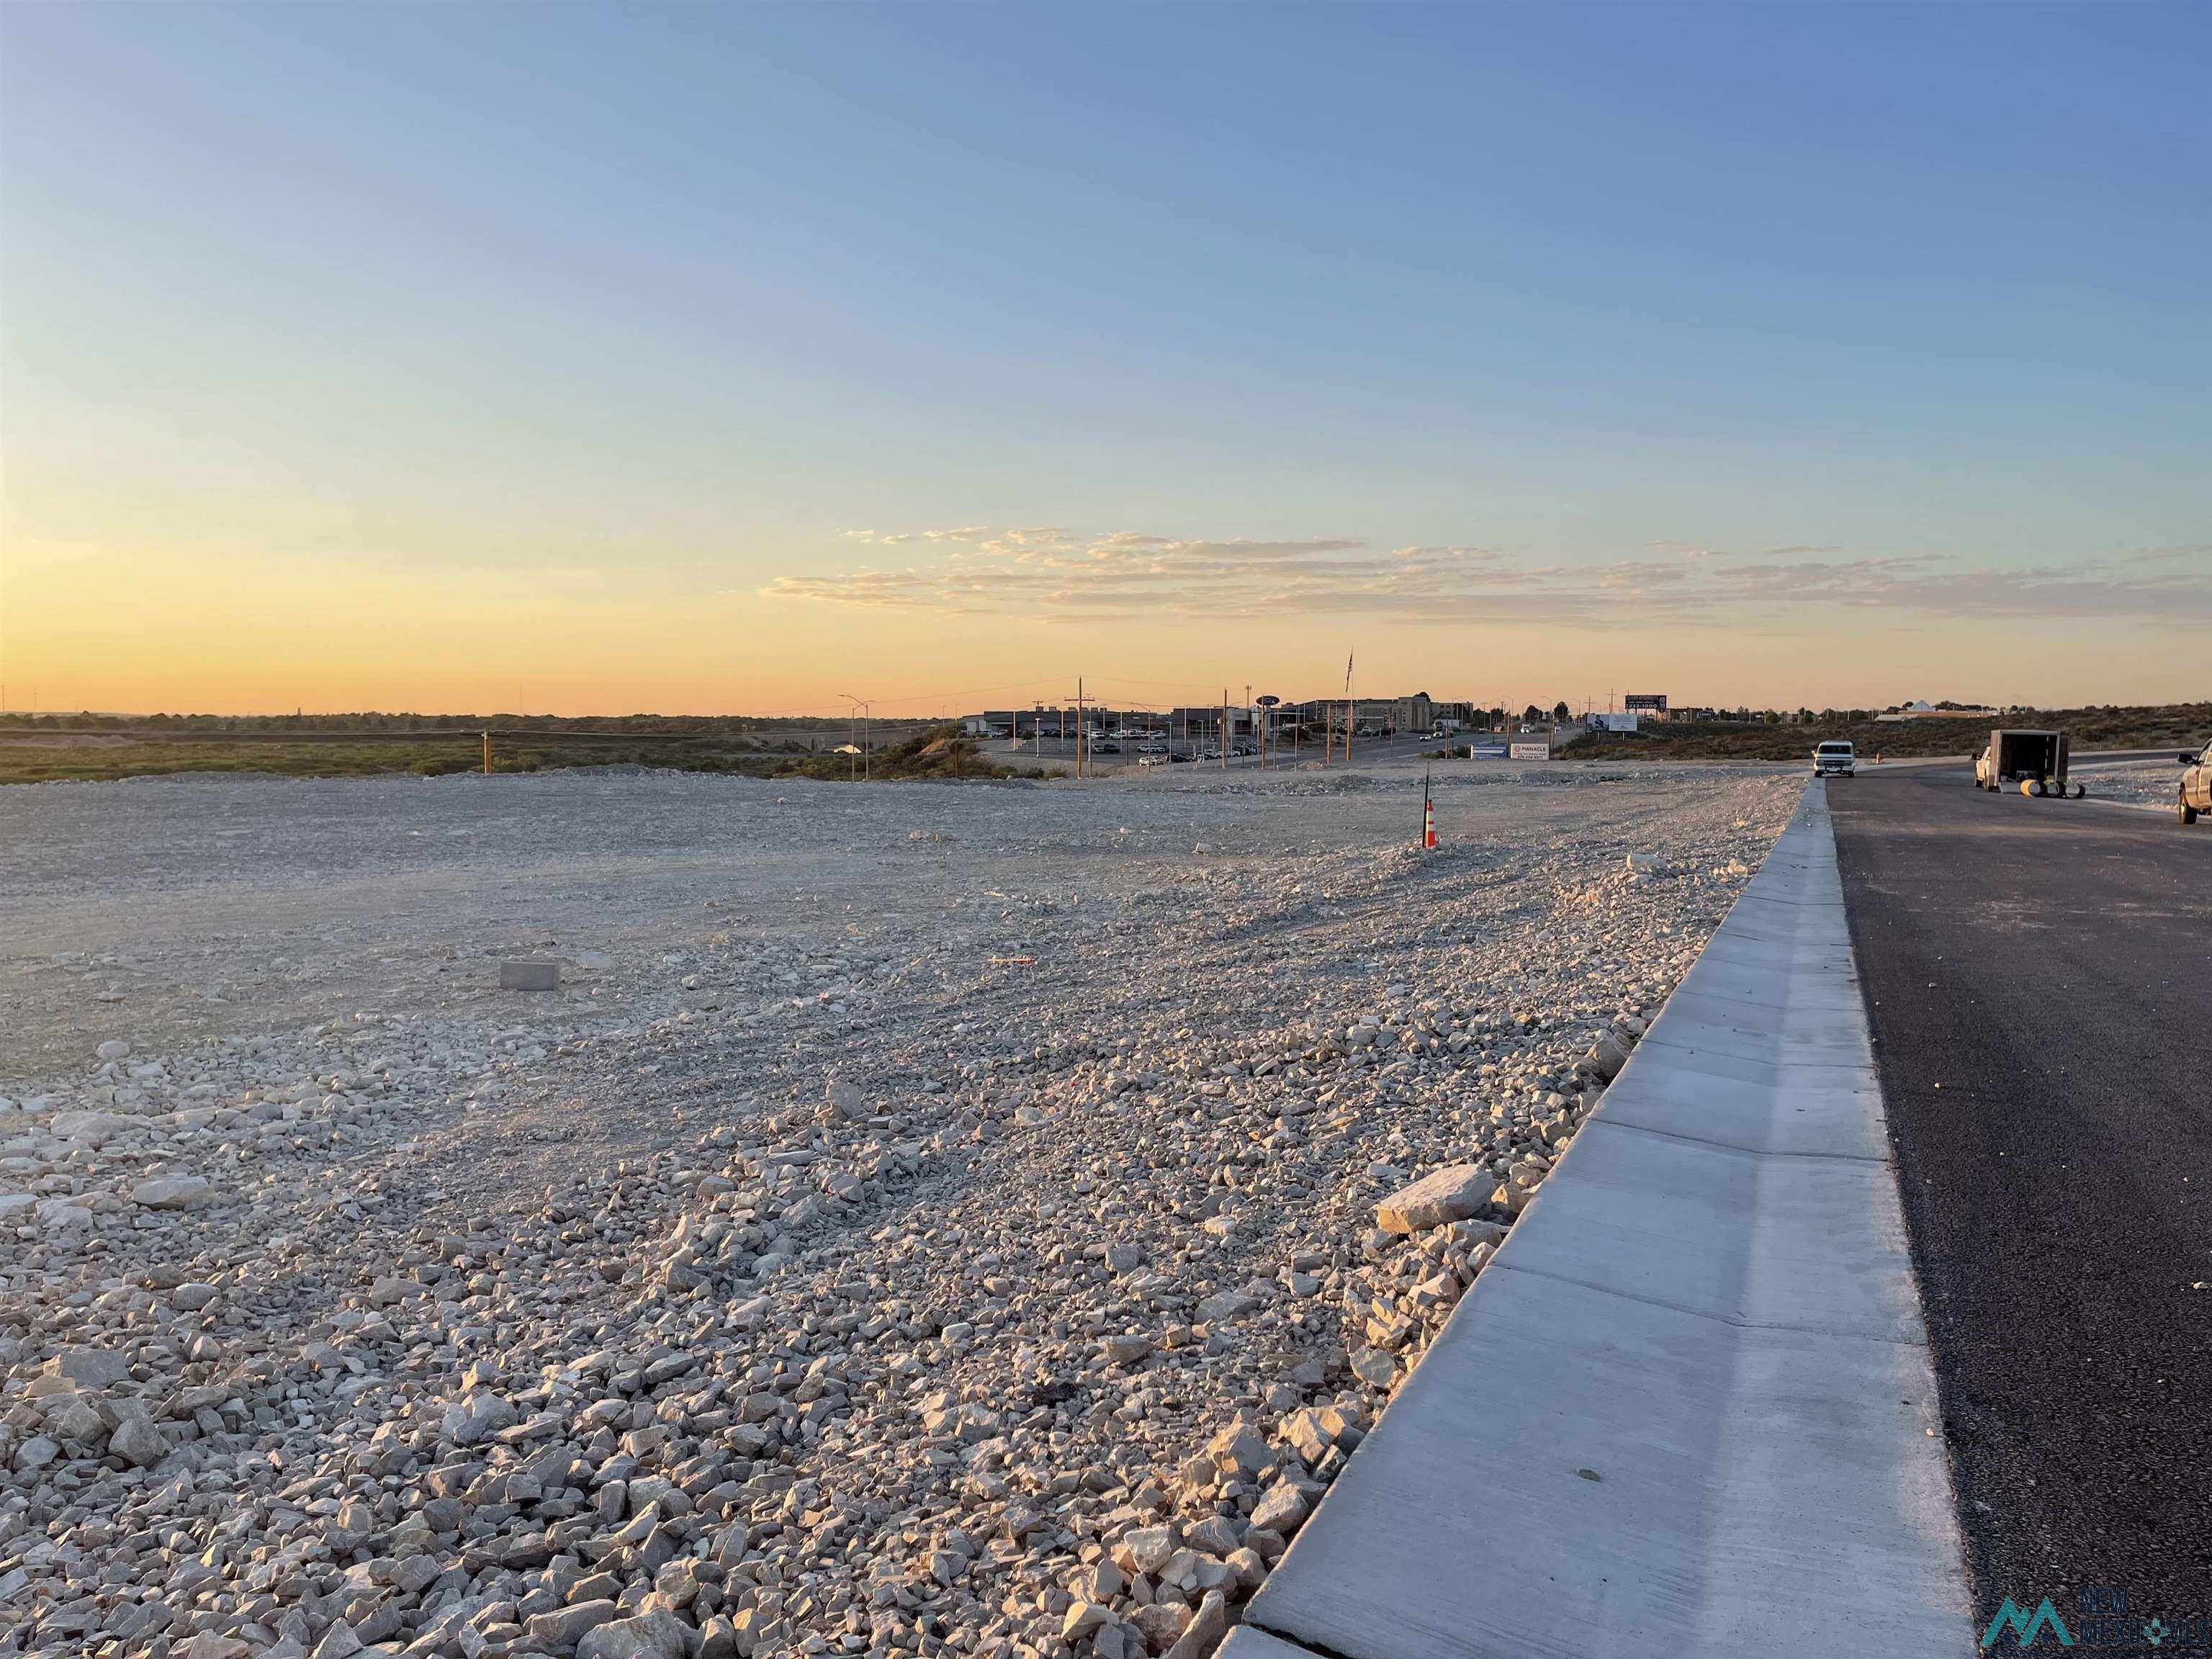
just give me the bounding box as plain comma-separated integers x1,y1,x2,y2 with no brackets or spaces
1222,782,1972,1659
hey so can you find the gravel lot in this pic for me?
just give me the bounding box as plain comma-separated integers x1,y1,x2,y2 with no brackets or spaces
2075,757,2195,811
1,760,1799,1659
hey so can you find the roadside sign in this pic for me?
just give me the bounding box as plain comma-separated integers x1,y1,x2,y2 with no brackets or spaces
1510,742,1551,761
1467,742,1511,758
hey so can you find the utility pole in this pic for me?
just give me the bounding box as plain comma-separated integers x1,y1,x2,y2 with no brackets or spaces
1220,688,1228,770
1343,652,1354,767
841,693,872,781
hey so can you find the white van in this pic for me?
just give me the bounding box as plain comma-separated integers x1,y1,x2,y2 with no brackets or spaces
1813,740,1856,778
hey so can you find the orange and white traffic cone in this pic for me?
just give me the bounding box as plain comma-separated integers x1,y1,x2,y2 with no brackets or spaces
1423,775,1437,849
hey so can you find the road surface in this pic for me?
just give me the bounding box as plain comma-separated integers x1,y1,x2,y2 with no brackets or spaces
1827,768,2212,1622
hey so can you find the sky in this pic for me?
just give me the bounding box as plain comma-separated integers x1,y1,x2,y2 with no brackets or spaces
2,2,2207,718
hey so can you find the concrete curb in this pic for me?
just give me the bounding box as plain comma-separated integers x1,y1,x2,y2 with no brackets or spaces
1222,781,1973,1659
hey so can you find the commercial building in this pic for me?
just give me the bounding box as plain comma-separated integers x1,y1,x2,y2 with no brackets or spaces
961,693,1494,748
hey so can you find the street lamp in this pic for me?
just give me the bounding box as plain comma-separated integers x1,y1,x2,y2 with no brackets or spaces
840,693,872,780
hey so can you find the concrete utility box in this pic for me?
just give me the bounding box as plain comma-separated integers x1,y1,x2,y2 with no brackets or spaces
500,960,561,991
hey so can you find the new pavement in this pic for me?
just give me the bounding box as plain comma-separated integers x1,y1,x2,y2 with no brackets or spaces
1827,765,2212,1622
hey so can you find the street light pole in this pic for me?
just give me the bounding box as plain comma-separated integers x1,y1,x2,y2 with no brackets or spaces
840,693,872,781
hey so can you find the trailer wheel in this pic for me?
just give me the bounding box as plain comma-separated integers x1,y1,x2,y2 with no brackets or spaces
2071,783,2085,799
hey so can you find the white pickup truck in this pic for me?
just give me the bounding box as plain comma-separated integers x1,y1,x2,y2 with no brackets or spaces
2178,739,2211,824
1812,740,1856,778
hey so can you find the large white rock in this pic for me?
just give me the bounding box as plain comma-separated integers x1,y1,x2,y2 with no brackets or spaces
1165,1589,1228,1659
1249,1478,1310,1537
577,1611,688,1659
1375,1165,1491,1233
109,1416,169,1468
1586,1033,1632,1080
49,1349,130,1389
442,1390,516,1447
132,1175,213,1210
53,1110,134,1146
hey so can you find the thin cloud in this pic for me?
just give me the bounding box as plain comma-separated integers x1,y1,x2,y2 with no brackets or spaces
768,527,2212,627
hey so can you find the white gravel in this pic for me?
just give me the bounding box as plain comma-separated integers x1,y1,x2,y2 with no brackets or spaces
2074,758,2193,811
1,760,1799,1659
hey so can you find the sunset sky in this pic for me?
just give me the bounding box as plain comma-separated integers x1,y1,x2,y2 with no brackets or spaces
4,4,2206,717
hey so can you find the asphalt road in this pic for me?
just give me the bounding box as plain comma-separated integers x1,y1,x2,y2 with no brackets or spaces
1827,767,2212,1624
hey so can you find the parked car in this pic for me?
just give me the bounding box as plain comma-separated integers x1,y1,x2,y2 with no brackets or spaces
2179,739,2212,824
1092,740,1120,754
1137,753,1168,768
1812,740,1856,778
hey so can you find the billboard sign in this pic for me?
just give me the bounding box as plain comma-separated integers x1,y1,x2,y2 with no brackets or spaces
1467,742,1511,759
1624,693,1668,712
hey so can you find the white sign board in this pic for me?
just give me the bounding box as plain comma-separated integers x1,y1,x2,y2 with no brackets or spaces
1510,742,1550,761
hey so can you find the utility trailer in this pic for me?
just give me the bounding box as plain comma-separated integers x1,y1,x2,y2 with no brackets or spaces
1974,728,2083,797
